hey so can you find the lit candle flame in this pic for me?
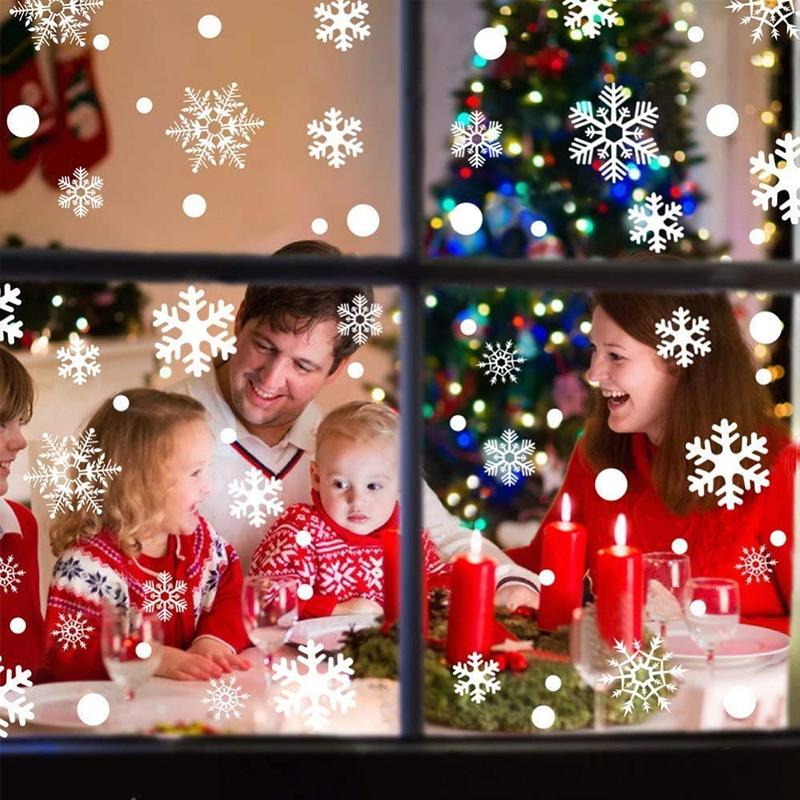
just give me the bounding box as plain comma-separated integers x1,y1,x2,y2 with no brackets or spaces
613,514,627,547
470,529,483,560
561,493,572,524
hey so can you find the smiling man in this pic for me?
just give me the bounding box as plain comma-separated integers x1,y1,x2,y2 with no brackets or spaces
175,240,540,609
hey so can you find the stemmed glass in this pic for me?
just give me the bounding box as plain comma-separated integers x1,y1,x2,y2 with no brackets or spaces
241,576,298,688
683,577,740,672
643,552,690,639
101,605,163,702
570,605,613,731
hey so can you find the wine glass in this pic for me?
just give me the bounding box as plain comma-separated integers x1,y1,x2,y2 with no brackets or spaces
241,576,298,687
683,577,740,671
570,605,613,731
101,605,163,702
643,552,690,639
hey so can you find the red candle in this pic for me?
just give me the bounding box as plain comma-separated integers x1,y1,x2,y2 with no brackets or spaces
537,494,587,631
380,529,428,634
446,531,496,664
595,514,643,649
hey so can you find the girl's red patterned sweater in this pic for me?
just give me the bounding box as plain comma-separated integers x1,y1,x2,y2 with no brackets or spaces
507,433,795,634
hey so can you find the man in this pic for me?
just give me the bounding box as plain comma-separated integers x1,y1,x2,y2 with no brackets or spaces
176,240,540,609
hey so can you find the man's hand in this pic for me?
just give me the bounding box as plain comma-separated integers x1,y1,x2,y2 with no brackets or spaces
494,584,540,612
333,598,383,615
188,637,252,673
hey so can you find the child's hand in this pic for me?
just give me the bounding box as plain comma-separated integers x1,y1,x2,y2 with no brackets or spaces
188,637,252,672
333,598,383,616
155,646,226,681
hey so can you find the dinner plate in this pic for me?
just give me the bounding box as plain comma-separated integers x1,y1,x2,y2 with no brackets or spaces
287,614,382,651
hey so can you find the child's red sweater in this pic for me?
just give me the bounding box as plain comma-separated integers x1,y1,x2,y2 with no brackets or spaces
507,433,795,634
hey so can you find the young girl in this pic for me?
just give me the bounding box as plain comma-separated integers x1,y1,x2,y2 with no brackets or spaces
508,292,794,633
39,389,252,682
0,348,45,676
249,401,452,618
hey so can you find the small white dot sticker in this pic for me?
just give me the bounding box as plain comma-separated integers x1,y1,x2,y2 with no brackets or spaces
545,675,562,692
671,538,688,555
135,642,153,659
10,617,26,635
770,530,787,548
449,202,483,236
296,530,312,548
459,318,478,336
749,311,783,345
183,194,207,218
473,27,507,60
723,685,757,720
7,104,40,138
450,415,467,432
298,584,314,601
530,220,548,238
311,217,328,235
539,569,555,587
220,427,237,444
77,692,111,726
136,97,153,114
749,228,766,246
594,468,628,501
689,599,706,617
531,704,555,730
112,394,130,412
93,34,110,51
688,25,704,43
347,204,380,237
347,361,365,379
198,14,222,38
705,104,739,138
689,61,706,79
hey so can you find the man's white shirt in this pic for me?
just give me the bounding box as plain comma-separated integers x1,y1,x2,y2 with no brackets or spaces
174,368,540,593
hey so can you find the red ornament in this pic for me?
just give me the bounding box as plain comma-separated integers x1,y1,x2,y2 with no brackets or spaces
514,605,534,618
508,652,528,672
494,654,508,671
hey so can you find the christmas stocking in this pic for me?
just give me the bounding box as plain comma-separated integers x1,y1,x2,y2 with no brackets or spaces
0,15,55,192
40,47,109,188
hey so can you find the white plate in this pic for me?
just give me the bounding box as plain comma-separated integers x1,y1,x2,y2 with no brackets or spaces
661,621,790,668
287,614,382,651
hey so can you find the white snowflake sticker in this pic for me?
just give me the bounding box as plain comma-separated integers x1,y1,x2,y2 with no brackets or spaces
562,0,619,39
56,337,101,385
450,110,503,169
141,571,188,622
51,611,95,650
201,675,251,721
272,638,356,732
628,192,685,254
600,636,685,716
569,82,660,183
336,293,383,345
478,340,525,385
314,0,371,52
0,555,25,593
483,429,536,487
0,284,23,345
655,306,711,368
727,0,798,42
685,418,770,510
0,657,34,737
307,107,364,168
57,166,103,218
24,428,122,518
750,132,800,225
736,544,778,584
228,468,285,527
152,285,237,378
452,652,502,704
10,0,104,50
165,82,266,173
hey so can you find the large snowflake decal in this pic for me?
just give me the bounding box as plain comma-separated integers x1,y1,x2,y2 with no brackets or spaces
228,468,285,527
628,192,685,254
0,556,25,593
655,306,711,368
600,636,685,716
24,428,122,518
51,611,95,650
452,652,502,704
750,132,800,225
0,657,34,737
142,572,188,622
57,166,103,218
165,82,265,173
478,340,526,385
483,429,536,487
307,107,364,168
201,675,251,721
56,337,101,385
736,544,778,584
685,418,770,511
10,0,104,50
562,0,619,39
0,284,23,345
568,83,659,183
450,110,503,169
152,285,237,378
272,639,356,731
727,0,798,42
336,293,383,345
314,0,371,52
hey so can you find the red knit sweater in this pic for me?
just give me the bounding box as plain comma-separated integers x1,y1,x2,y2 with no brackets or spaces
507,433,795,633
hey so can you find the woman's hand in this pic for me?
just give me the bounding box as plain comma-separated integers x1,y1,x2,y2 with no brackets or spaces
188,637,252,672
494,584,540,612
333,598,383,615
155,645,225,681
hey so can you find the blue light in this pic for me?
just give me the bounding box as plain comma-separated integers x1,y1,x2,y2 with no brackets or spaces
457,432,472,448
500,182,514,196
472,55,488,69
611,183,628,199
533,324,548,344
456,111,471,126
683,198,697,215
446,239,466,256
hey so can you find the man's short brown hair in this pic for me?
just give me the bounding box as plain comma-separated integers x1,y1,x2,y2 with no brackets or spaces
241,241,375,373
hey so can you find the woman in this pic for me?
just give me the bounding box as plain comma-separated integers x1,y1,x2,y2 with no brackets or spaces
508,292,794,633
